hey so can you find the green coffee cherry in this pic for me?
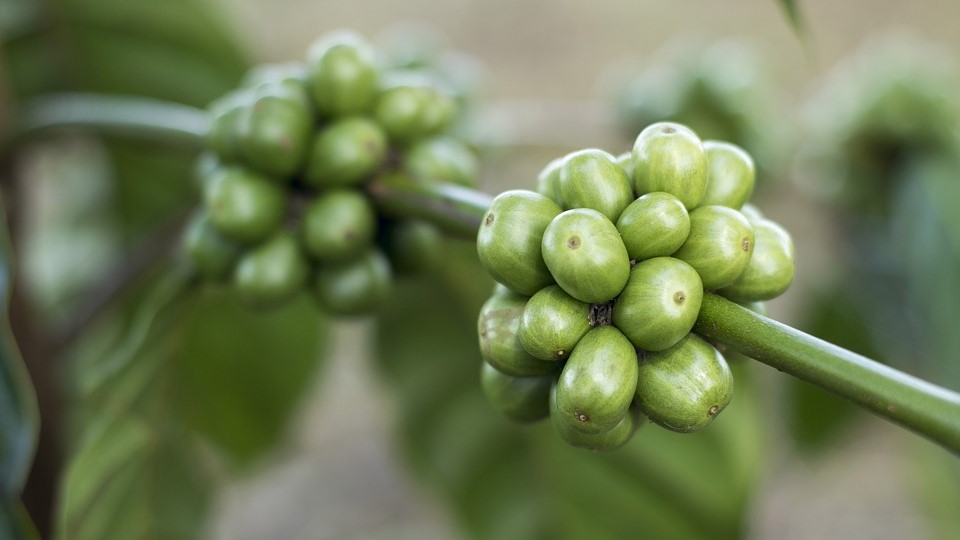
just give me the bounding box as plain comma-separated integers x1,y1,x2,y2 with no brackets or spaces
555,326,638,434
306,31,379,117
301,190,376,262
477,190,561,296
535,157,563,205
613,257,703,351
551,385,644,451
635,334,733,433
304,117,388,188
243,61,309,94
672,206,754,290
517,285,592,361
237,84,312,177
616,151,635,183
375,72,453,143
481,362,553,423
234,232,309,307
193,151,222,192
701,140,755,209
558,149,634,222
314,248,393,316
477,290,558,377
380,219,443,275
616,192,690,261
204,167,286,243
541,209,630,303
405,136,478,186
632,122,708,209
183,211,243,282
719,218,795,302
207,90,251,163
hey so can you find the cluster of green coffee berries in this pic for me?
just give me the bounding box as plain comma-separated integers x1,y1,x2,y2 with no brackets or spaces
183,31,478,314
476,121,795,450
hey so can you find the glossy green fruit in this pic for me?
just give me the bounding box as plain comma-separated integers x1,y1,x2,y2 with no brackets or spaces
481,362,553,423
301,190,376,262
635,334,733,433
719,218,795,302
555,326,638,434
672,206,754,290
374,72,451,143
616,151,635,182
237,85,312,177
613,257,703,351
314,248,393,316
632,122,708,209
701,140,755,209
304,117,388,188
405,136,479,186
380,219,442,275
207,90,251,162
183,211,243,281
477,190,561,296
234,232,309,307
541,209,630,303
535,157,563,205
616,192,690,261
306,31,379,117
558,149,634,222
551,385,645,451
204,167,286,243
478,291,558,377
517,285,592,361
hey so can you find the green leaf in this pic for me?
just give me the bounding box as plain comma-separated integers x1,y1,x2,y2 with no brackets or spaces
60,271,329,537
0,197,39,528
374,240,764,539
776,0,804,35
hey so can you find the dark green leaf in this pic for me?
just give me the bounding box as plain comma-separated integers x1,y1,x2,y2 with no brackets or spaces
374,240,763,540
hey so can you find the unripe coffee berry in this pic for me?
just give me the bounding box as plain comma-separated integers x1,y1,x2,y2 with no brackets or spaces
616,192,690,261
477,291,558,377
634,334,733,433
314,248,393,316
183,211,243,282
701,140,755,209
555,326,638,434
672,206,754,290
541,208,630,304
719,218,795,302
204,167,286,243
304,117,388,188
550,385,645,451
558,149,634,222
613,257,702,351
632,122,708,209
517,285,592,361
306,31,379,117
301,189,377,263
477,190,560,296
535,157,563,206
405,136,479,187
481,362,553,423
234,232,309,307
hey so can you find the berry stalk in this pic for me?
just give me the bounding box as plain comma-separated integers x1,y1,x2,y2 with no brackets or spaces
12,93,960,453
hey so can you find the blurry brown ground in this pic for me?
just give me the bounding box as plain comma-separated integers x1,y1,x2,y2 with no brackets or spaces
208,1,960,539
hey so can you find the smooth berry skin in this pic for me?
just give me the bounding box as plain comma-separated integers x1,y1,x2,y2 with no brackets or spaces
558,149,634,222
183,212,243,282
480,362,554,424
541,208,630,304
404,136,479,187
314,248,393,316
301,190,377,263
672,206,755,290
632,122,708,209
204,167,286,244
701,140,756,209
306,31,379,117
234,232,309,308
719,218,795,302
517,285,592,362
616,192,690,262
478,290,559,377
550,385,645,451
304,117,388,188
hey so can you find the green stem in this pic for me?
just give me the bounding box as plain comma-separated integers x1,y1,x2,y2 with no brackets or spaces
12,93,960,453
15,93,209,147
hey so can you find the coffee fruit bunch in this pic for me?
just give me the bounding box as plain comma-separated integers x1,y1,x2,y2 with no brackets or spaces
477,121,795,450
183,30,479,315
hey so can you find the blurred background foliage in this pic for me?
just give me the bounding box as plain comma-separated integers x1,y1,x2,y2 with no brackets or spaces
2,0,960,539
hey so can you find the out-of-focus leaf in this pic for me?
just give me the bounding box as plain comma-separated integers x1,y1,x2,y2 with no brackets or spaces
374,240,764,540
0,501,39,540
60,271,329,537
0,197,39,533
908,437,960,539
176,289,327,466
776,0,804,35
